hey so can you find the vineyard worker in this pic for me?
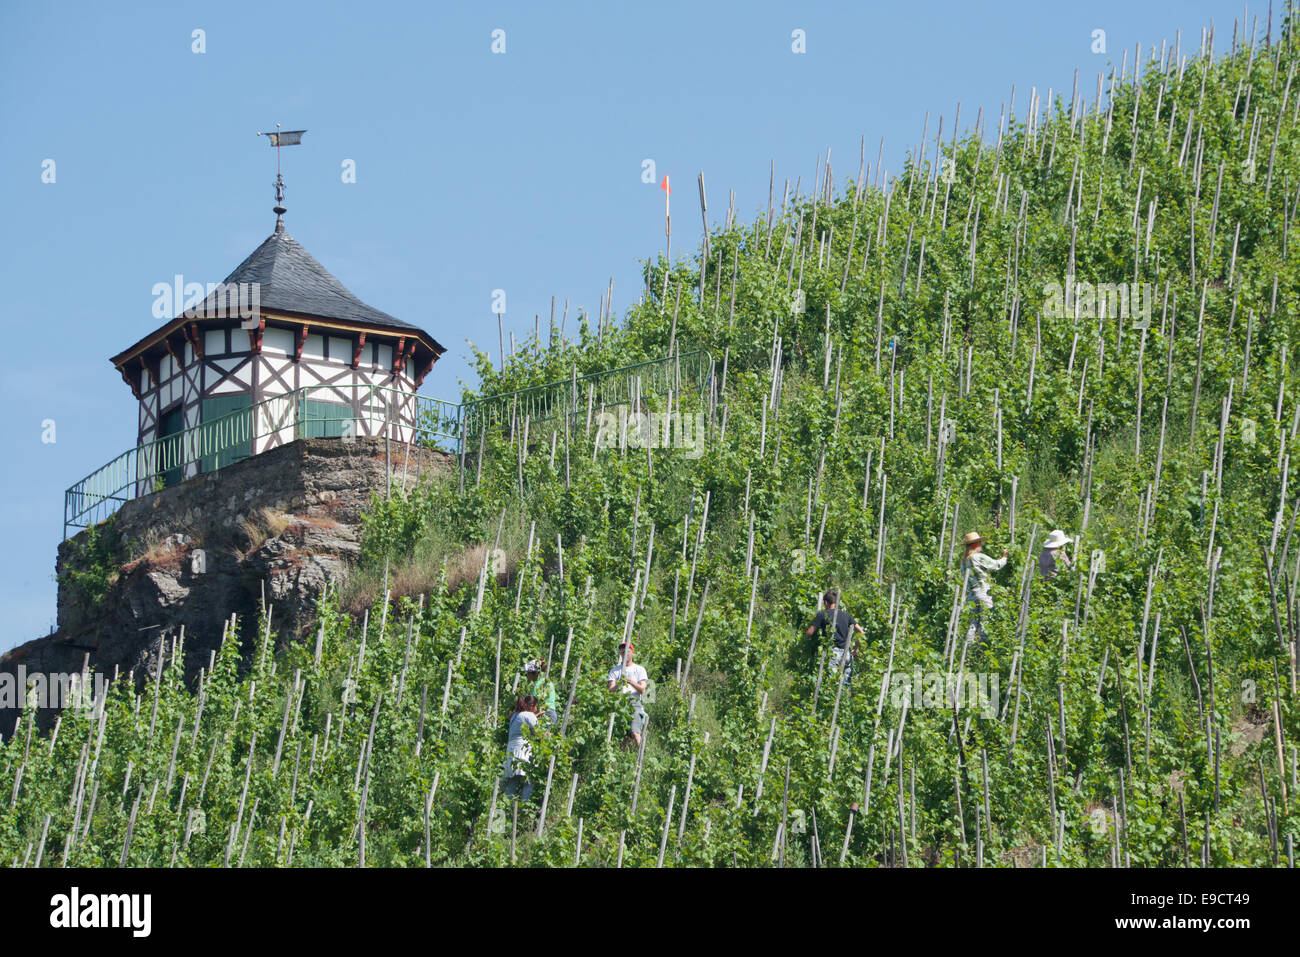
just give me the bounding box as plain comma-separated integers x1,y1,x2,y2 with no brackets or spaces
1038,529,1072,580
960,532,1007,643
524,658,558,724
806,590,866,684
503,695,540,800
607,641,648,750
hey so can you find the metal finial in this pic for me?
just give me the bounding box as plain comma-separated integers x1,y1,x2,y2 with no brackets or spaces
257,124,306,233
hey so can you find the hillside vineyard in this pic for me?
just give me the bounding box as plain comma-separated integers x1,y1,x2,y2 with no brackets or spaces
6,20,1300,867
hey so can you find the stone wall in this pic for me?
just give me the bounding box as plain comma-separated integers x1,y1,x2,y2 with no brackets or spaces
1,436,454,734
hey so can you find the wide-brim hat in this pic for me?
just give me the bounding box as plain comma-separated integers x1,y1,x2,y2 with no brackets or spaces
1043,529,1072,549
961,531,984,547
524,658,544,674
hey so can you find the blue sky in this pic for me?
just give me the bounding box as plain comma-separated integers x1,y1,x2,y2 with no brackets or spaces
0,0,1240,649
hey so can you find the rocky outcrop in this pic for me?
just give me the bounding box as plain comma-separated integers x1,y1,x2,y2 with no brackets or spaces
1,437,453,734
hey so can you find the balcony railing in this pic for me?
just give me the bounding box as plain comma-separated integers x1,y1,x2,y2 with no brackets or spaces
63,385,461,538
460,350,712,439
63,350,712,539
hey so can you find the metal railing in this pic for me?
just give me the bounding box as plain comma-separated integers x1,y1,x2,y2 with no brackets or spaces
64,385,461,538
64,350,712,539
460,350,712,439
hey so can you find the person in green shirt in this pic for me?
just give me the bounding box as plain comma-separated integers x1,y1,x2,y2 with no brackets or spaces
524,659,558,724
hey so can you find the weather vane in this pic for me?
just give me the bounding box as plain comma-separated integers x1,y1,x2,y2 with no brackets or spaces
256,123,307,229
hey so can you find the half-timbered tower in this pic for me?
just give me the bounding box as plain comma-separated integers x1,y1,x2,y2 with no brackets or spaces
109,212,445,487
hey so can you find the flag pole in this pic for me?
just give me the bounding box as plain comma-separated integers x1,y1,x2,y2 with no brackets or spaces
661,174,672,263
256,125,306,228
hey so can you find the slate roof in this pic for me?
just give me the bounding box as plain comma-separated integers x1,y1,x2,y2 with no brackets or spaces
112,224,445,367
192,226,424,334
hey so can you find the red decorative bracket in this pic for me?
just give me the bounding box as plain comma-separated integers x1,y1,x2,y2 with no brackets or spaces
118,363,141,400
248,318,266,354
164,337,183,369
414,354,435,388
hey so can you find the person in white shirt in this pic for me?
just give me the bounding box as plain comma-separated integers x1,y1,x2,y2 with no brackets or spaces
960,531,1007,644
607,641,648,750
502,695,539,800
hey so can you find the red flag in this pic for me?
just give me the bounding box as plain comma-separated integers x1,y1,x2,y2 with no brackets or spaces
659,174,671,194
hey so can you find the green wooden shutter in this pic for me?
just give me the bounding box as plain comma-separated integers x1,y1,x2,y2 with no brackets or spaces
299,398,349,439
200,395,253,472
158,406,185,489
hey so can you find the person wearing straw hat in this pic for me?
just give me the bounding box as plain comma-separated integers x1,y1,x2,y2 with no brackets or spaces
960,531,1007,643
1038,530,1073,580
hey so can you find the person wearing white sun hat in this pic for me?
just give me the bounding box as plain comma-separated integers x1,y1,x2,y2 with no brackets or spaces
1038,529,1073,580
